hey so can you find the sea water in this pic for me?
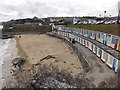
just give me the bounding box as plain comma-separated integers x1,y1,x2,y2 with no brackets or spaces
0,25,11,65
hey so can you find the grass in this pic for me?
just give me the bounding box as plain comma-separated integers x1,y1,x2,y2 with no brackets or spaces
68,24,120,36
3,26,52,33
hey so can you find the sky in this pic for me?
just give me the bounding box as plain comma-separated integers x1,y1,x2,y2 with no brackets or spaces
0,0,119,22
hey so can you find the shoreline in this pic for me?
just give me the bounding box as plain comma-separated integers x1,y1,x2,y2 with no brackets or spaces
14,36,28,59
1,38,19,88
1,34,83,88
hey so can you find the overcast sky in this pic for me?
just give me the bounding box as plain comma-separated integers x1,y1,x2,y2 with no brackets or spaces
0,0,119,22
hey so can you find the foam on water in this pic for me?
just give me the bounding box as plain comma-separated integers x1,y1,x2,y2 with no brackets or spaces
0,39,12,65
0,25,12,65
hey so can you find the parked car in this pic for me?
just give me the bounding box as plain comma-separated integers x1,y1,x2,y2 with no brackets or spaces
96,21,104,24
111,20,117,24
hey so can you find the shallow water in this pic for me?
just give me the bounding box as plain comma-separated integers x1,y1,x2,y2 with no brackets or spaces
0,39,11,65
0,25,11,65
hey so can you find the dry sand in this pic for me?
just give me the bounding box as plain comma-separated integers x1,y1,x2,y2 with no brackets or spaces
14,34,83,75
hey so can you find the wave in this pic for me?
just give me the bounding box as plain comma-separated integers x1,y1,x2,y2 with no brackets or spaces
0,39,11,65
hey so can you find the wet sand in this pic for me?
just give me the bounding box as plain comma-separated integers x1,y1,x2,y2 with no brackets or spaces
2,38,19,88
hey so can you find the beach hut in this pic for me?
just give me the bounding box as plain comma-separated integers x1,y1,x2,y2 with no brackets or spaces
64,32,66,37
101,50,107,62
105,52,109,64
90,31,93,39
72,28,75,33
79,37,81,44
76,29,79,34
110,35,119,50
96,32,100,41
116,38,120,51
89,42,92,51
86,41,89,48
58,27,62,31
103,33,107,45
75,28,78,34
92,44,95,53
112,57,119,72
82,39,84,45
74,35,77,41
97,47,102,59
118,39,120,51
93,31,97,40
66,32,68,37
107,55,114,68
79,29,82,35
80,38,82,44
106,34,112,46
93,44,97,54
87,41,89,49
84,40,87,47
83,39,85,46
92,31,95,40
71,34,74,39
87,30,91,38
81,29,83,35
84,30,88,37
66,33,69,37
99,32,104,43
67,33,69,37
95,46,98,55
67,27,69,32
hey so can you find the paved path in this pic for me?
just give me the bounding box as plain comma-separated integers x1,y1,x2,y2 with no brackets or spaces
74,42,116,87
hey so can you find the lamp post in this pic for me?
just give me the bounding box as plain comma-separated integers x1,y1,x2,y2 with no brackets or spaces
109,15,111,21
104,11,106,21
118,11,120,24
118,1,120,24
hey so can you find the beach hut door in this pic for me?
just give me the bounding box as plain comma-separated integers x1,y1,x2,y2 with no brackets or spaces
112,59,117,71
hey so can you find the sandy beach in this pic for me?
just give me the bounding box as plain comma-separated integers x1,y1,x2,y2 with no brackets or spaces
14,34,83,75
1,34,83,88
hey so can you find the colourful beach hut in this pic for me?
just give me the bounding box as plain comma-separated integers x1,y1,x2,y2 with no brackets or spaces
107,55,114,68
105,53,109,64
112,57,119,72
101,50,106,62
106,34,112,46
